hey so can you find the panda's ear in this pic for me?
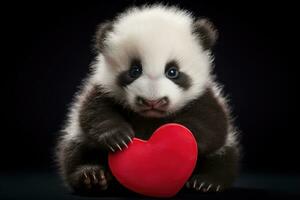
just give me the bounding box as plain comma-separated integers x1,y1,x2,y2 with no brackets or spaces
193,18,218,50
94,21,113,53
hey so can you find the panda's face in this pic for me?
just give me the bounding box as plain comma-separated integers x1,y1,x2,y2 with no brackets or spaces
92,6,214,118
117,58,193,118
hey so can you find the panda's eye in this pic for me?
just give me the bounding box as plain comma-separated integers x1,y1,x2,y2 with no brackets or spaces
166,67,179,79
129,64,142,78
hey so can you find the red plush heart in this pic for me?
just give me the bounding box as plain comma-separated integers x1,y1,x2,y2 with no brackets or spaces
108,123,198,197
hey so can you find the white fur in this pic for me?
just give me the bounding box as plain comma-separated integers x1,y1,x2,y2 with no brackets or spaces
62,78,94,140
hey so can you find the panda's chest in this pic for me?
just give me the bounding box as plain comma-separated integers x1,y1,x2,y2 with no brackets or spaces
127,114,170,140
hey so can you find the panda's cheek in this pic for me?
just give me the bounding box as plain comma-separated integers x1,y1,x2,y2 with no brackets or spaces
126,92,134,106
126,89,138,107
168,93,183,110
125,80,144,106
158,80,183,107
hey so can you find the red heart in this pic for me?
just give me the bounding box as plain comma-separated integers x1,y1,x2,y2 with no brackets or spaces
108,123,198,197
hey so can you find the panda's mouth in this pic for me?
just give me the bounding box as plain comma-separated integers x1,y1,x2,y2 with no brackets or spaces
139,108,167,117
141,108,166,113
134,96,169,117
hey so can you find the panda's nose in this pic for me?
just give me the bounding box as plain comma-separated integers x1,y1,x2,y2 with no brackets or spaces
136,96,169,108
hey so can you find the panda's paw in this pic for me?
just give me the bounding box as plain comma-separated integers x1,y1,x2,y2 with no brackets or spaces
72,165,112,193
97,122,134,152
186,175,223,192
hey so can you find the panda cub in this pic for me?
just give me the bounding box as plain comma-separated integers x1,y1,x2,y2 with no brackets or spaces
56,5,240,194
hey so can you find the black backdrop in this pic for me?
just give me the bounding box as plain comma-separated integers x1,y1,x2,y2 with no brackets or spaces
3,0,296,174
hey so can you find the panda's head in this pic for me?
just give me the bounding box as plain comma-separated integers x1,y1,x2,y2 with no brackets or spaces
92,5,218,118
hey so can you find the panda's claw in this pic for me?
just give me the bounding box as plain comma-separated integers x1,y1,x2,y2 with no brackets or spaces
108,145,115,152
127,135,133,143
99,169,105,180
204,184,212,192
83,171,88,179
198,182,205,191
116,143,122,151
193,179,197,188
76,165,111,191
121,140,128,148
187,175,224,192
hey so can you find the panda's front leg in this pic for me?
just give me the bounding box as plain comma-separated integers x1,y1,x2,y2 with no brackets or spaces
186,145,240,192
59,86,135,193
79,86,135,152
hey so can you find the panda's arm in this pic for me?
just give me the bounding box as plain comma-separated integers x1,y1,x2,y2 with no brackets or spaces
174,88,228,156
78,85,134,151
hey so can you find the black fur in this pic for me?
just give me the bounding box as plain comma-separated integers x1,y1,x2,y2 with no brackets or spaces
57,85,240,194
79,86,134,151
94,22,113,53
117,59,143,87
117,71,134,87
188,146,240,191
193,18,218,50
117,60,192,90
165,61,191,90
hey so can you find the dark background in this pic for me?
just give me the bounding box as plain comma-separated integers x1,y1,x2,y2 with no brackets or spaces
2,0,297,198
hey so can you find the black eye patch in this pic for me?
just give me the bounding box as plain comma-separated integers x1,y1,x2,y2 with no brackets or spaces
165,61,191,90
117,59,142,87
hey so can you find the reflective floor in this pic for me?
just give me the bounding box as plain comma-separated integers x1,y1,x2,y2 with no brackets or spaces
0,171,299,200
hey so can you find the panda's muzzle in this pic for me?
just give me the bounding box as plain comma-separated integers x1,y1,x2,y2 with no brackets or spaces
136,96,169,111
